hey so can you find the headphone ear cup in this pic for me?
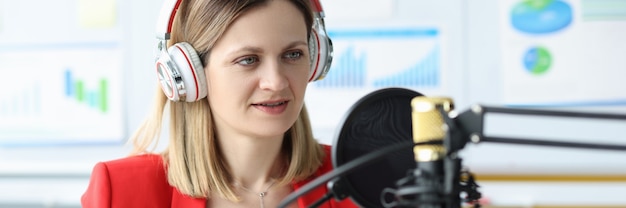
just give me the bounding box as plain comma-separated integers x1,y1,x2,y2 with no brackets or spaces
166,42,207,102
308,29,333,82
155,50,178,101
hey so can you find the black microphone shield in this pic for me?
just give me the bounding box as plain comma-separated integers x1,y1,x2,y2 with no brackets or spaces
332,87,423,207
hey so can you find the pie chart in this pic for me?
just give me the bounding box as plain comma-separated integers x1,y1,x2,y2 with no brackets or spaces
523,46,552,75
511,0,573,34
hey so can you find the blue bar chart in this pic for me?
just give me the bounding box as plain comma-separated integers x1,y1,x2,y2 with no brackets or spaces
65,69,109,113
314,27,443,89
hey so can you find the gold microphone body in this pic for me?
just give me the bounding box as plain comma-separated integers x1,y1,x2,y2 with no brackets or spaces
411,97,454,162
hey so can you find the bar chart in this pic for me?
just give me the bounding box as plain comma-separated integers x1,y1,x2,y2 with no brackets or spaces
0,47,124,145
314,27,443,89
64,69,109,113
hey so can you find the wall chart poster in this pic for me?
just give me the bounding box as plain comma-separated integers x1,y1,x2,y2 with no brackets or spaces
500,0,626,107
0,0,124,146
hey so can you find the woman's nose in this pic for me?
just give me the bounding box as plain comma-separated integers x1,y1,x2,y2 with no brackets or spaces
258,61,289,91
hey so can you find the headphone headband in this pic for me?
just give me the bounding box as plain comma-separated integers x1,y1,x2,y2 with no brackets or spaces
309,0,324,15
156,0,183,40
157,0,325,39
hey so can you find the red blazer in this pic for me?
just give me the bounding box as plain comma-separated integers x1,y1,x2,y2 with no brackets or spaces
82,145,359,208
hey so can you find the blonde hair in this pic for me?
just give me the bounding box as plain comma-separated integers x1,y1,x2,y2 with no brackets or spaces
129,0,323,202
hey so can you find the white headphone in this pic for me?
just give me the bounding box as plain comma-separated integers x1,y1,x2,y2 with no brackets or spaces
155,0,333,102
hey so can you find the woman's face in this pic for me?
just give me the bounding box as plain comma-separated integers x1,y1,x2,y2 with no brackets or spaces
206,0,310,139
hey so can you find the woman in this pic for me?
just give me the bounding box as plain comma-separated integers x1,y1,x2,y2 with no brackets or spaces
81,0,358,207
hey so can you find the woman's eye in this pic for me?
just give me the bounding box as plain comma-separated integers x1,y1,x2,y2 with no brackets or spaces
236,56,258,65
284,51,303,60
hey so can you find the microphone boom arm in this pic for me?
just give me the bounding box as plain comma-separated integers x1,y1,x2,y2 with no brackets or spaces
388,104,626,208
449,105,626,154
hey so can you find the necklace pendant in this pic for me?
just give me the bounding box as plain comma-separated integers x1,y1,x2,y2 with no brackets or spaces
259,192,266,208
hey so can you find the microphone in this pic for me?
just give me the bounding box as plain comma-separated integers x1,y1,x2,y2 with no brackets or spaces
381,96,480,208
410,97,454,208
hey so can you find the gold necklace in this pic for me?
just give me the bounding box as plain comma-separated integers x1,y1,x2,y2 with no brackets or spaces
234,179,277,208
